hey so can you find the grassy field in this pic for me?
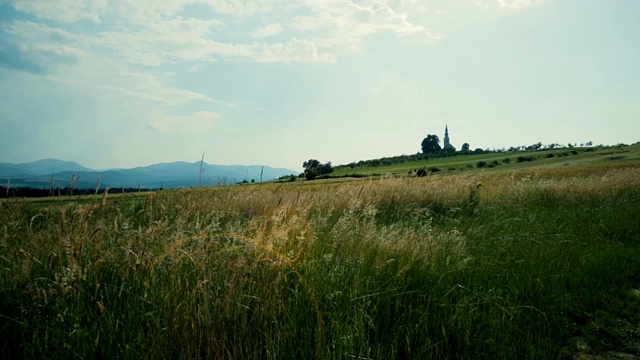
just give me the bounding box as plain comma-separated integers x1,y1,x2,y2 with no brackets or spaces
1,150,640,358
330,143,640,178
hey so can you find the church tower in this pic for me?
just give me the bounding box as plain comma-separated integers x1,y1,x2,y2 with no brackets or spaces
443,124,455,151
443,125,451,148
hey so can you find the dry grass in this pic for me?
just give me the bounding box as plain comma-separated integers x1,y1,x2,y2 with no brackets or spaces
1,162,639,359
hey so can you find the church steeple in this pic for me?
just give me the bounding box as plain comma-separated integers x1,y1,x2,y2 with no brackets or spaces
443,123,455,151
444,124,450,148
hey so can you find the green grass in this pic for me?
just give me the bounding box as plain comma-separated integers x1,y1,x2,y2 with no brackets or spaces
329,143,640,178
1,160,639,359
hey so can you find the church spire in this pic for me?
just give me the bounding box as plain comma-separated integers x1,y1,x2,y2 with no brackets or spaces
443,123,454,151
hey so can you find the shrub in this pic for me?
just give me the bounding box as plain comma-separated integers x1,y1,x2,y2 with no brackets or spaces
516,156,535,163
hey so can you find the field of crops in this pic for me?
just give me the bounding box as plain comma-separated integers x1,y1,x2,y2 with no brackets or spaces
1,160,639,359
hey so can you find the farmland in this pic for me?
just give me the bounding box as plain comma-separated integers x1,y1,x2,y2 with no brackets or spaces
1,145,640,359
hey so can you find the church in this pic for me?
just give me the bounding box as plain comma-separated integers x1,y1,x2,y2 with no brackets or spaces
443,124,456,152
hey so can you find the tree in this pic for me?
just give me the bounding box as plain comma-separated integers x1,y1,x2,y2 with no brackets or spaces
461,143,470,152
303,159,333,180
303,159,320,169
526,142,543,151
421,135,441,154
319,162,334,175
303,159,320,180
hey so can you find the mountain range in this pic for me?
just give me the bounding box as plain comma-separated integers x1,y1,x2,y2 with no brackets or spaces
0,159,298,189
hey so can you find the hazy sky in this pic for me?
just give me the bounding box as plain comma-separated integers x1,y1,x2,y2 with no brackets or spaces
1,0,638,171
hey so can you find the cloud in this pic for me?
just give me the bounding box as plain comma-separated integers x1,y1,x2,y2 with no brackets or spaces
497,0,543,9
205,0,275,17
291,2,441,51
3,0,441,67
254,23,284,39
258,38,336,63
91,15,230,66
10,0,106,23
95,71,213,106
0,44,47,74
0,20,84,73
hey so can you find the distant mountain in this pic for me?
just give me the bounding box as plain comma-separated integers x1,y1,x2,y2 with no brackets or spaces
0,159,297,189
0,158,94,177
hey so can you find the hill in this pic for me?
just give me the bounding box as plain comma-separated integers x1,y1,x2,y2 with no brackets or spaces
0,159,94,177
322,143,640,180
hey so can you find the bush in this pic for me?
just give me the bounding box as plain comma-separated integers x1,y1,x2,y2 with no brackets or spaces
476,161,487,168
516,156,535,163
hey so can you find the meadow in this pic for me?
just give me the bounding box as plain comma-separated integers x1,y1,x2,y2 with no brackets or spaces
331,143,640,177
1,157,639,358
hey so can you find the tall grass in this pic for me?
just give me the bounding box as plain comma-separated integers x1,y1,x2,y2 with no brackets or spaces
1,163,639,358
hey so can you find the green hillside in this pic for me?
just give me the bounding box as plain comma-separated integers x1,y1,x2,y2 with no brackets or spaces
327,143,640,178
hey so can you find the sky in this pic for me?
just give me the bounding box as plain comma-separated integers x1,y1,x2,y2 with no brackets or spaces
1,0,639,171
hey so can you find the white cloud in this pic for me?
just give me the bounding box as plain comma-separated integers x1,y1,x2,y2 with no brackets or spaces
94,71,213,106
258,38,336,63
254,23,284,39
291,1,441,51
0,20,87,73
205,0,275,17
10,0,107,23
3,0,442,66
498,0,543,9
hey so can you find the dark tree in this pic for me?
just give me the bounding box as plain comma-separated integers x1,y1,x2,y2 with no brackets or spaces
303,159,333,180
421,135,441,154
526,142,543,151
303,159,320,169
303,159,319,180
319,162,334,175
461,143,470,152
